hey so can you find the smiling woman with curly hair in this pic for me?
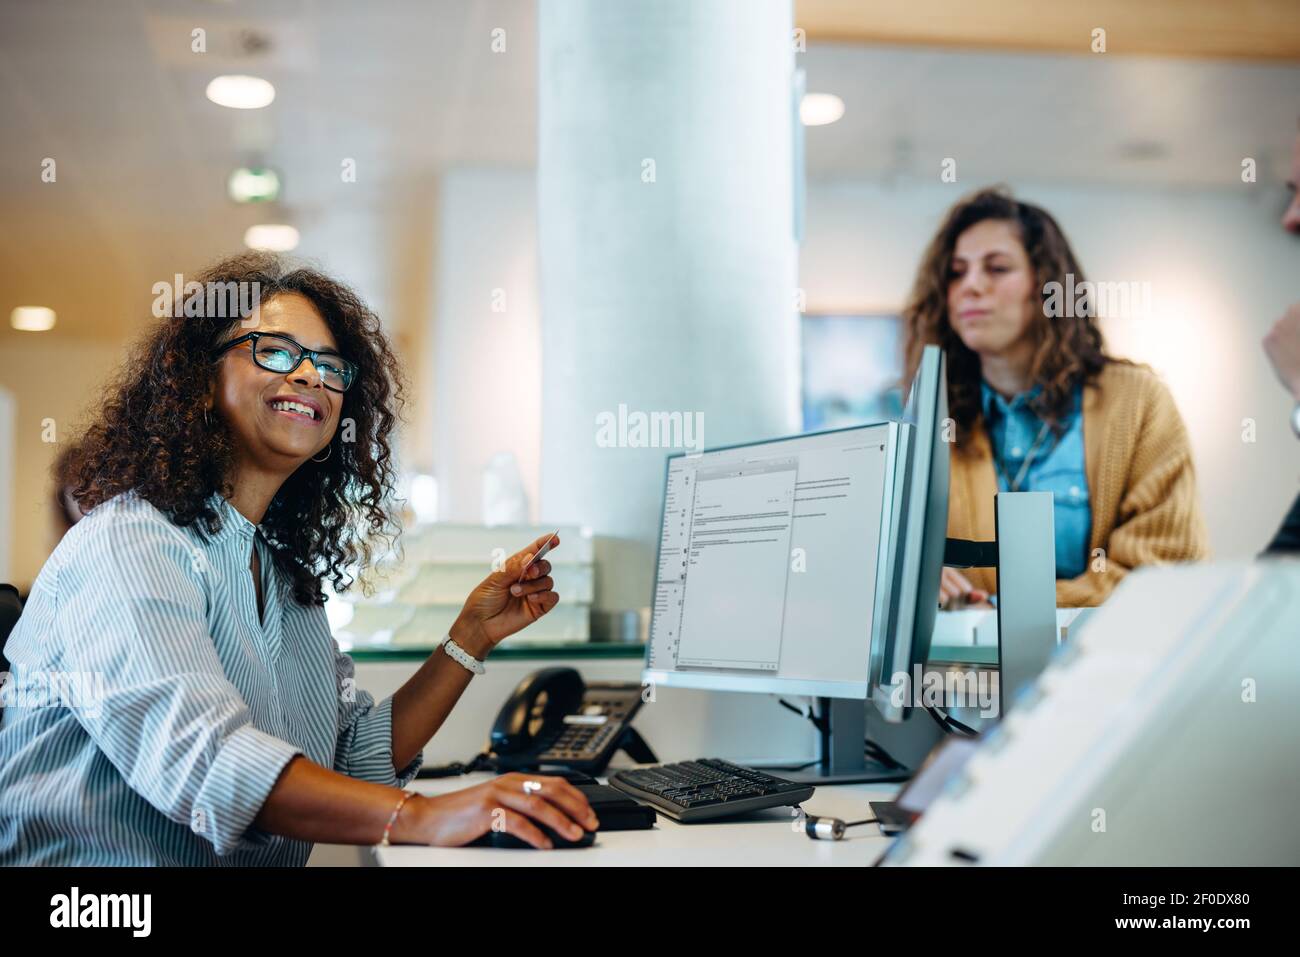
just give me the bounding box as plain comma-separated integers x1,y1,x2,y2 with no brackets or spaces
0,253,596,864
68,254,401,606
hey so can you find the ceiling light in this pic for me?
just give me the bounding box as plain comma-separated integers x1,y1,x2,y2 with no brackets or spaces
800,92,845,127
244,224,299,251
10,306,56,332
228,166,281,203
206,75,276,110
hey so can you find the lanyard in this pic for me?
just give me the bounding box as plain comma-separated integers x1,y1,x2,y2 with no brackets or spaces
993,420,1052,493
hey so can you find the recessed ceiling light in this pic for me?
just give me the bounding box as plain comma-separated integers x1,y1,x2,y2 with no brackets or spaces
228,167,281,203
800,92,845,127
10,306,56,332
206,75,276,110
244,224,299,251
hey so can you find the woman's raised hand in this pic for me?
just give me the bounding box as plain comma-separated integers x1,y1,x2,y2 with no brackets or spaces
452,533,562,654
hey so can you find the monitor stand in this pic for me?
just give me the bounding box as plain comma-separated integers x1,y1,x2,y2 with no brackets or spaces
755,697,912,785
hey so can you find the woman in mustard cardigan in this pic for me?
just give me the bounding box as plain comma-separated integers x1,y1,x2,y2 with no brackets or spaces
901,187,1208,608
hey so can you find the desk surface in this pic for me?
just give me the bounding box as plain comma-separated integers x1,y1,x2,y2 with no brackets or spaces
350,641,997,666
373,770,901,867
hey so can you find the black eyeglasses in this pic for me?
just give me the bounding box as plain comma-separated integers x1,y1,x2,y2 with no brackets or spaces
214,332,357,393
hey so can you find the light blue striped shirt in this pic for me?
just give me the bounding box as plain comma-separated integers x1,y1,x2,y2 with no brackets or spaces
0,492,422,865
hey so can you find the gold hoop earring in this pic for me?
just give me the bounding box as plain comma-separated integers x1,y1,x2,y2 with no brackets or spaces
311,444,332,464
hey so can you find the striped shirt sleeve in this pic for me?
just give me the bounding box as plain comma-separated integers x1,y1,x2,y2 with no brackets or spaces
51,508,303,856
330,639,424,787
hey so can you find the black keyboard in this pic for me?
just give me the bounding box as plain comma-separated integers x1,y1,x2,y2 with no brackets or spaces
608,758,815,822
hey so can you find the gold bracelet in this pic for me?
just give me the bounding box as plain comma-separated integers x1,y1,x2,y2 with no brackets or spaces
380,788,417,847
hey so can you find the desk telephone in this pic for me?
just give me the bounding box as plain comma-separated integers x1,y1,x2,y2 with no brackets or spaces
489,667,658,774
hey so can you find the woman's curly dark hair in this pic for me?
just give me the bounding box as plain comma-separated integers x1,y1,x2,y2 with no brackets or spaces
67,252,405,606
902,186,1114,447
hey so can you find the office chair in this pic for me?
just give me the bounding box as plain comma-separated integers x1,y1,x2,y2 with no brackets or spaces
0,583,21,690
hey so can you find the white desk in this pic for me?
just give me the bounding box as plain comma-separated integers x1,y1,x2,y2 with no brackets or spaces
372,770,901,867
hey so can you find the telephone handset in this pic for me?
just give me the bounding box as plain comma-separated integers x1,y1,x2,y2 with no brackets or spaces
489,667,657,775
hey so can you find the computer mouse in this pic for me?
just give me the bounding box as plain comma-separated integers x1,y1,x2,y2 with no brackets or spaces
468,824,596,850
534,766,599,787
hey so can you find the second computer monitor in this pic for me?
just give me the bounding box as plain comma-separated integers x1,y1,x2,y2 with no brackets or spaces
644,423,906,700
870,344,950,721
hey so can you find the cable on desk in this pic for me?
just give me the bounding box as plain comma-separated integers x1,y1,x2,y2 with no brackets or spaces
798,805,880,840
864,739,906,769
797,806,878,828
780,697,908,770
778,697,829,734
762,759,822,772
925,704,979,737
416,751,495,778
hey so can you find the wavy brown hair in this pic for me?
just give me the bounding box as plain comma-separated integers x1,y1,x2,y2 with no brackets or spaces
67,252,405,605
902,187,1112,447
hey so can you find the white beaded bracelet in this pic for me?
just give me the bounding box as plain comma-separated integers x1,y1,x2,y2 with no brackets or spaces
380,789,416,847
441,633,486,675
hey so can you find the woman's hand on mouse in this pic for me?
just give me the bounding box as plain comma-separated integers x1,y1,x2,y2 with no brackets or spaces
402,773,598,849
451,533,562,656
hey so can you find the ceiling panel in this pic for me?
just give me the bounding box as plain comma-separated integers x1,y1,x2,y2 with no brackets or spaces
0,0,1294,344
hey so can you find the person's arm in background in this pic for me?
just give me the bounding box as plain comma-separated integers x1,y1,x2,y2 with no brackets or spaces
939,567,990,608
1056,377,1209,606
1262,303,1300,554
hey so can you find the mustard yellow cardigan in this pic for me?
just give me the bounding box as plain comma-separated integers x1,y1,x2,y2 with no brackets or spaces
946,361,1209,607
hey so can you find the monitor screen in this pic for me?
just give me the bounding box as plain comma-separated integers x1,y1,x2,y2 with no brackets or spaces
644,423,903,699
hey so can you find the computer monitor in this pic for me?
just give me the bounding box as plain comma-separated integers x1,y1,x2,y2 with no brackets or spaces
641,346,950,782
871,344,950,721
645,422,906,700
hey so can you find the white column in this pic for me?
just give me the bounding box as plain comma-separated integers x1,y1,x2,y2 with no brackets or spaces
538,0,800,609
430,169,542,523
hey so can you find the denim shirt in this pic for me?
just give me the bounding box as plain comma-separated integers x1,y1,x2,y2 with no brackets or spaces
981,381,1092,579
